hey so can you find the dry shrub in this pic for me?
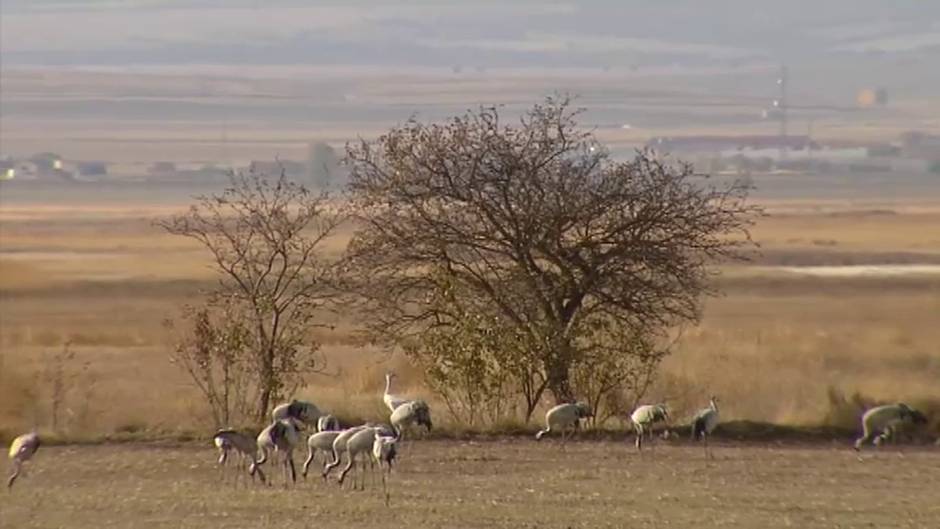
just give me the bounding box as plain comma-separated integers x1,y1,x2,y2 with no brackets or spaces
165,305,259,429
907,397,940,440
645,371,708,423
0,344,101,440
39,344,100,436
821,386,877,430
571,331,667,427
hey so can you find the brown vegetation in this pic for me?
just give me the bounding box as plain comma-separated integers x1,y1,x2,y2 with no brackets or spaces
157,170,346,421
346,98,758,419
1,198,940,440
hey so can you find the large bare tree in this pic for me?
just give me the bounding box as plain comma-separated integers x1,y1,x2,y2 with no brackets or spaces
346,97,758,409
159,170,344,421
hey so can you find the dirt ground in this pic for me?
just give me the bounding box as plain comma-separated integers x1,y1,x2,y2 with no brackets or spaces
1,439,937,529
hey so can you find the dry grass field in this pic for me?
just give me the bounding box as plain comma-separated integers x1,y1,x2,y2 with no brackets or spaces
1,440,938,529
1,195,940,439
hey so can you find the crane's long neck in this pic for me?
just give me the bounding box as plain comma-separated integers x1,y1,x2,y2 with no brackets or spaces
710,399,719,413
385,374,392,396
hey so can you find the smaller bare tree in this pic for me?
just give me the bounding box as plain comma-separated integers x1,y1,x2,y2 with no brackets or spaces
158,169,344,421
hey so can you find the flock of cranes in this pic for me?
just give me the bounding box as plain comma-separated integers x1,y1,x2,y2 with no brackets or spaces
535,397,722,457
5,372,933,496
207,372,429,503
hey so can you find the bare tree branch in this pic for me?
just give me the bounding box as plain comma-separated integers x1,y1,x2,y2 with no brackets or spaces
158,169,347,421
345,97,759,414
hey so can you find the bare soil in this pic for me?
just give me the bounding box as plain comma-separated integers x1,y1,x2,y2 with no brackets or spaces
2,439,938,528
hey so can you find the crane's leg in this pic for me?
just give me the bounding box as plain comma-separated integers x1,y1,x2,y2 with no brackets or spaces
357,459,365,491
281,455,288,489
353,461,366,490
370,458,377,490
236,455,246,488
251,462,267,486
854,432,871,452
303,447,315,479
351,459,358,491
535,426,551,441
217,448,228,482
356,459,362,491
338,454,354,488
287,454,297,484
886,425,897,446
230,455,239,487
382,468,390,507
7,460,22,489
568,422,579,447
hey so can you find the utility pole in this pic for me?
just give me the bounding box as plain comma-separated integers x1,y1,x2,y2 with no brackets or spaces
776,64,789,159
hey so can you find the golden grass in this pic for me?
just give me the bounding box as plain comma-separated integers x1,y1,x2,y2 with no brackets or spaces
1,441,939,528
1,200,939,438
664,289,940,425
750,210,940,253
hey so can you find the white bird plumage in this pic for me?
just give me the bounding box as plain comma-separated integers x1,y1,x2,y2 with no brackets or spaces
630,403,669,451
390,399,433,439
337,425,395,489
372,434,398,471
691,397,720,458
372,433,399,506
535,402,593,446
317,414,340,432
854,403,928,451
212,429,257,484
250,418,303,486
272,399,322,426
322,425,370,479
383,372,409,412
302,430,342,479
7,431,40,489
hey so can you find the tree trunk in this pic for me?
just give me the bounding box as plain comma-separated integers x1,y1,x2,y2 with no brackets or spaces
255,317,276,423
257,346,275,423
258,386,272,423
545,345,574,403
522,375,550,422
547,373,574,403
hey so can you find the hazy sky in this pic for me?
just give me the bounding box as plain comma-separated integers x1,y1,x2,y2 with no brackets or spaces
2,1,938,69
